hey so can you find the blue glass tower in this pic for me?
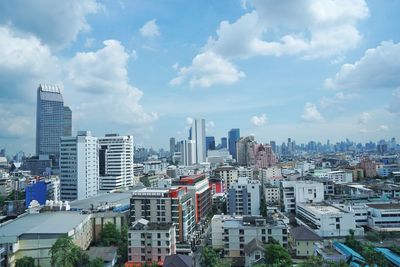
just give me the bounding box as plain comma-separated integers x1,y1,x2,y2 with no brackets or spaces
228,128,240,160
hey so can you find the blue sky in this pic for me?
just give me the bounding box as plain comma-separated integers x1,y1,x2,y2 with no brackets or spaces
0,0,399,154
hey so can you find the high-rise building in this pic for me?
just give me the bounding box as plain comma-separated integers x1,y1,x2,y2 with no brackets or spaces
228,129,240,160
228,177,260,216
221,137,228,149
63,106,72,137
60,131,98,201
205,136,215,154
98,134,135,191
36,84,70,167
190,119,206,164
270,141,276,153
169,137,175,156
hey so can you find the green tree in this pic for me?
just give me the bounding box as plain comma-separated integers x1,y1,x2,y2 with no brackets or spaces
344,229,362,252
201,246,230,267
265,244,292,267
362,245,388,267
99,222,121,246
15,256,35,267
365,231,381,242
298,256,324,267
325,260,349,267
117,224,128,264
89,258,104,267
49,236,80,267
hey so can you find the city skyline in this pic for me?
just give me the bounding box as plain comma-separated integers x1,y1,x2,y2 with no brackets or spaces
0,0,400,155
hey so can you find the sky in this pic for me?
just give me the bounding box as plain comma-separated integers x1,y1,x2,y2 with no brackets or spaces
0,0,400,155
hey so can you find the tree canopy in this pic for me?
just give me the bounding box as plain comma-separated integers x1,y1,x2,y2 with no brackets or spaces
15,256,35,267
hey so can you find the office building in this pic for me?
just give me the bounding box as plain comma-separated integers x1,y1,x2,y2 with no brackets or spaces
281,181,324,213
221,137,228,149
36,84,71,167
264,185,280,204
127,219,176,266
98,134,135,191
130,187,195,242
205,136,215,154
21,155,52,176
169,138,175,156
236,136,254,166
228,177,260,216
189,119,206,164
228,128,240,160
60,131,99,201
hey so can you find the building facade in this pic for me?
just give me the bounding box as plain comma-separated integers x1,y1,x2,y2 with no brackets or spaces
228,177,260,216
60,131,99,201
228,128,240,161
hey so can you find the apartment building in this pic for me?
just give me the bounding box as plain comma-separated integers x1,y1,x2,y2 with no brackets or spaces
228,177,260,216
281,180,324,213
214,166,238,192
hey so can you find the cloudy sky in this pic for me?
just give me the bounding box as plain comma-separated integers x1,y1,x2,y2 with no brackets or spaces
0,0,399,155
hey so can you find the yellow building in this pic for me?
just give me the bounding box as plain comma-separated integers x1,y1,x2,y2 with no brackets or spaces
290,225,321,257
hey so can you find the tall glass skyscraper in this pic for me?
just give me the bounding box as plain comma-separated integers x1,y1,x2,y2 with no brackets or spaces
228,128,240,160
36,84,72,167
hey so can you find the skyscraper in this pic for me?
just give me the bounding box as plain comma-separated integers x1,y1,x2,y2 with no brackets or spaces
190,119,206,164
36,84,71,167
169,137,176,156
221,137,228,149
205,136,215,154
228,128,240,160
60,131,98,201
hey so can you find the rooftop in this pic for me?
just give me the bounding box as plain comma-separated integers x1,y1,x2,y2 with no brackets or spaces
0,212,90,238
86,246,117,262
299,203,345,215
290,225,321,241
367,203,400,210
70,191,137,210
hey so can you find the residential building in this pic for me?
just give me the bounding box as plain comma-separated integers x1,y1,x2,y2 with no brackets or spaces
296,203,363,237
237,166,253,179
173,174,211,223
228,128,240,161
264,185,280,204
214,165,238,192
327,170,353,183
0,212,92,267
98,134,135,191
367,203,400,231
130,187,195,242
244,239,265,267
261,167,283,187
211,215,288,258
60,131,99,201
290,225,321,257
281,181,324,213
36,84,71,168
228,177,260,216
127,219,176,266
359,157,377,178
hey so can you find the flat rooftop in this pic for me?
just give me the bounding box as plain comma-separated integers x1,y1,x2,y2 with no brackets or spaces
0,212,90,238
299,203,344,215
367,203,400,210
70,191,134,210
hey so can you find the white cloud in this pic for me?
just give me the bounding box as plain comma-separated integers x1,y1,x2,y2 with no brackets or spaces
170,51,245,88
325,41,400,90
250,114,267,126
360,124,389,134
67,40,158,125
185,117,194,125
0,0,102,48
320,92,358,108
85,38,95,48
301,102,324,122
358,112,370,124
140,19,160,38
172,0,368,87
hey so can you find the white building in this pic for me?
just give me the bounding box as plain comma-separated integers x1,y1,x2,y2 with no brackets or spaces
228,177,260,216
327,170,353,183
281,180,324,213
261,166,283,187
60,131,99,201
127,218,176,265
211,215,288,258
296,203,363,237
98,134,135,191
214,165,238,192
190,118,206,164
367,203,400,231
237,167,253,179
264,185,280,204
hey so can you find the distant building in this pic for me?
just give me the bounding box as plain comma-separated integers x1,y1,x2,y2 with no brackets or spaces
169,137,176,156
228,128,240,160
127,219,176,266
190,119,206,164
36,84,71,167
327,170,353,183
63,106,72,137
21,155,52,176
359,157,377,178
214,165,238,193
205,136,215,154
221,137,228,149
60,131,99,201
367,203,400,232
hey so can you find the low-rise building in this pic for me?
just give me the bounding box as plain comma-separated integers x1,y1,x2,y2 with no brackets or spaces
296,203,363,237
367,203,400,231
127,219,176,266
244,238,265,267
0,212,92,267
264,185,280,204
290,225,321,257
327,170,353,183
281,180,324,213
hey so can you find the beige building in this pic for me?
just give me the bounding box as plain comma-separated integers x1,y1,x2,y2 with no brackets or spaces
213,166,238,191
0,212,92,267
290,225,321,257
264,185,280,204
